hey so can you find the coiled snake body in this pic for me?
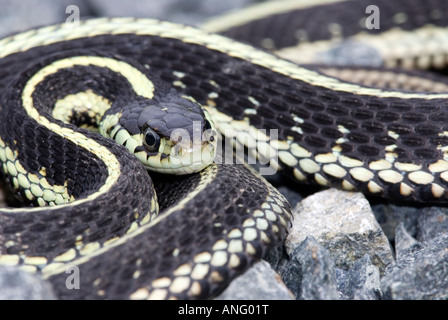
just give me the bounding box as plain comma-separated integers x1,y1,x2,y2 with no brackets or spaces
0,0,448,299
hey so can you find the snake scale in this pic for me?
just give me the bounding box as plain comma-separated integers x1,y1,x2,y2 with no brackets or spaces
1,0,448,299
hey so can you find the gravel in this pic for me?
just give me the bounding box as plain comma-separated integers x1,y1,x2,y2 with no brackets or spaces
216,260,294,300
244,188,447,300
336,255,382,300
285,189,394,274
282,236,340,300
381,232,448,300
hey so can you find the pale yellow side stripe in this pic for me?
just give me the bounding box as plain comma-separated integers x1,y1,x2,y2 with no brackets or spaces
0,56,155,212
24,56,154,101
41,164,218,278
1,18,447,100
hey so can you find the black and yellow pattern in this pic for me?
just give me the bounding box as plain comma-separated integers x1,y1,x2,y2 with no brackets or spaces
0,20,291,299
203,0,448,69
1,0,448,300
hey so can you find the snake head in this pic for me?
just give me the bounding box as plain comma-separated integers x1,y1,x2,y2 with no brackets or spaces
101,92,217,174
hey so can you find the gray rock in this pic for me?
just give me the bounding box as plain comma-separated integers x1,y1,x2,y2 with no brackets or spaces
286,189,394,273
0,266,56,299
336,255,381,300
263,244,289,273
394,223,423,258
282,236,340,300
280,259,302,299
416,207,448,242
381,233,448,300
215,260,294,300
371,203,421,242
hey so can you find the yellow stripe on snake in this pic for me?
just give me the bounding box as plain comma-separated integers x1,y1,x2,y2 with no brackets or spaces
1,0,448,299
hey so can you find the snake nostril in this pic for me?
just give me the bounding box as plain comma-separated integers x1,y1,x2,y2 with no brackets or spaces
204,120,212,131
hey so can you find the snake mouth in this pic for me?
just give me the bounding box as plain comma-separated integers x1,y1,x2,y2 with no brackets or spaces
141,135,218,174
171,139,217,174
140,104,219,174
100,120,218,174
137,111,218,174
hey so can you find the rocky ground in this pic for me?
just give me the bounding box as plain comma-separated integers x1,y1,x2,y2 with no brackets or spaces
230,187,448,300
0,0,447,300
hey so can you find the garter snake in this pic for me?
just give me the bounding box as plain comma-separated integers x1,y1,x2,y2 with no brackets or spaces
1,0,448,299
0,19,292,299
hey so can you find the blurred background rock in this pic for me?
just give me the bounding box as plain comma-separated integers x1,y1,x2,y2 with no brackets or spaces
0,0,265,37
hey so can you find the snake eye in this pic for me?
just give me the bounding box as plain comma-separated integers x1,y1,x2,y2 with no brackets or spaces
143,128,160,152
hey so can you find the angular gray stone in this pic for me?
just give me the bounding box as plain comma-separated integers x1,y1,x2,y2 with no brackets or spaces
336,255,381,300
286,189,394,273
394,223,423,258
416,207,448,242
263,244,289,273
0,266,56,299
371,204,420,242
381,233,448,300
280,259,302,299
282,236,340,300
215,260,294,300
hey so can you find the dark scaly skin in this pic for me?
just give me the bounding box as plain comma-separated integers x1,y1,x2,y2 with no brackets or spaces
0,32,291,299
